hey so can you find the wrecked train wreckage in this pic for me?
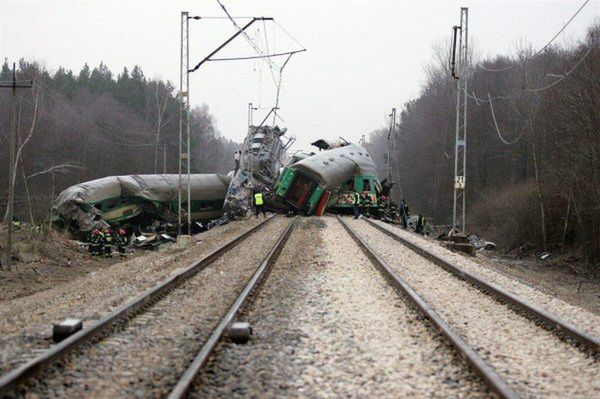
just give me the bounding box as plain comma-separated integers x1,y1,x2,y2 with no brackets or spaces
275,143,382,216
54,174,231,237
223,125,293,217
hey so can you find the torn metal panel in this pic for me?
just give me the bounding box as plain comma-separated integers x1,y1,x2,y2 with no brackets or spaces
54,174,231,234
224,125,292,216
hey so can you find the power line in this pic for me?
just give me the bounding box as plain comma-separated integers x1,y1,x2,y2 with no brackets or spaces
208,49,305,62
487,93,524,145
480,0,591,72
467,36,598,102
215,0,281,73
524,37,598,92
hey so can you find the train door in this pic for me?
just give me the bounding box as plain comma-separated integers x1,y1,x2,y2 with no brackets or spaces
285,173,316,210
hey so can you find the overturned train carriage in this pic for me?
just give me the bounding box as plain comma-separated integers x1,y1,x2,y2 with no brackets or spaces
54,174,231,234
276,144,380,215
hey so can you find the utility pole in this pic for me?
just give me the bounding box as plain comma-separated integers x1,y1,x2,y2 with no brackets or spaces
451,8,468,234
248,102,253,127
178,13,276,239
179,11,191,238
1,63,33,270
386,108,397,202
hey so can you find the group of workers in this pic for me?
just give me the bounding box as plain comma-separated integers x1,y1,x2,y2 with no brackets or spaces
89,228,128,258
351,193,427,235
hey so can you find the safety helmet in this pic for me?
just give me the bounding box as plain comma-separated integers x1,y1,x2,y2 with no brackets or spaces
119,229,126,235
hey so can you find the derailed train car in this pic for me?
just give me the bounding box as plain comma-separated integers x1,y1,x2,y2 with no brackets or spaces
224,125,292,216
54,174,231,235
275,144,381,215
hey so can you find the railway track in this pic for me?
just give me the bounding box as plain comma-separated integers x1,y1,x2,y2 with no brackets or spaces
0,215,295,398
341,216,600,398
187,217,498,397
3,215,598,397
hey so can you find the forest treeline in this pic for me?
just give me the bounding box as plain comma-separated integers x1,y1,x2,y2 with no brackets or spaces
367,23,600,264
0,60,239,224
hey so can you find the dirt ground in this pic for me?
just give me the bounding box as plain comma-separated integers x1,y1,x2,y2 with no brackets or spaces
0,227,133,302
477,251,600,316
0,220,260,304
2,219,600,318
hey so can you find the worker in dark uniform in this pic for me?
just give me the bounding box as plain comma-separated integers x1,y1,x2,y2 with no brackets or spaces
400,199,409,229
117,229,128,258
103,228,114,258
362,192,372,218
254,191,266,218
378,195,387,219
416,214,426,235
352,191,361,219
89,229,102,256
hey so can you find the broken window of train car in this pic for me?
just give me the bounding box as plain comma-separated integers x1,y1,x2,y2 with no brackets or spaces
363,179,371,192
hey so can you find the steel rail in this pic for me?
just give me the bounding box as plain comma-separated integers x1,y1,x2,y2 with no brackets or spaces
0,216,277,396
338,216,519,399
363,218,600,353
168,216,297,399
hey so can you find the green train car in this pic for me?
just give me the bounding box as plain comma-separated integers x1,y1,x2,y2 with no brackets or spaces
54,174,231,234
276,144,380,215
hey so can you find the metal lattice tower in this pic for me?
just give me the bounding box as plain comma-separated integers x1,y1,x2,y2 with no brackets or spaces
387,108,396,188
452,7,468,234
179,12,191,236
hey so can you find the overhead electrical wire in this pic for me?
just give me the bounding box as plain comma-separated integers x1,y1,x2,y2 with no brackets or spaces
215,0,281,75
486,93,524,145
524,37,598,92
214,0,306,125
467,35,598,104
480,0,592,72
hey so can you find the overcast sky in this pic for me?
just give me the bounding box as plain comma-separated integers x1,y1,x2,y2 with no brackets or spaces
1,0,598,152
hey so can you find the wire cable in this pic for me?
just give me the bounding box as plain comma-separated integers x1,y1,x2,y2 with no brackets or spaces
487,93,524,145
468,36,598,103
524,37,598,92
480,0,591,72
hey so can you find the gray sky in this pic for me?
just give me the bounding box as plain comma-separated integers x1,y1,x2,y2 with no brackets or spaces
1,0,598,152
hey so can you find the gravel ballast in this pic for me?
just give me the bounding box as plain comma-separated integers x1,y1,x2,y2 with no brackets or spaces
0,218,264,379
191,217,490,398
11,217,291,398
353,218,600,398
372,219,600,336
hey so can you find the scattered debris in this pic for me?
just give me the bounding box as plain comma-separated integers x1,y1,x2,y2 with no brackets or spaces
470,235,497,250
